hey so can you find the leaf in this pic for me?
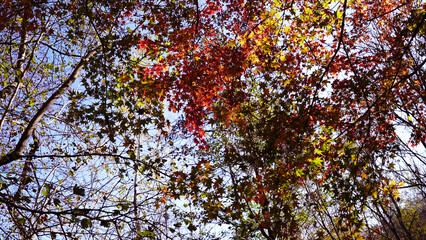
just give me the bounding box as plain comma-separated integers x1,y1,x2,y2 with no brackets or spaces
120,203,130,212
314,149,323,155
336,9,343,19
310,157,323,167
138,230,155,237
17,218,26,225
188,224,197,232
53,198,61,206
29,98,35,107
81,218,92,229
100,220,110,227
296,169,304,177
42,184,51,196
73,185,85,196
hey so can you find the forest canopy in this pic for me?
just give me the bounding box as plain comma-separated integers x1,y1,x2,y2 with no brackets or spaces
0,0,425,239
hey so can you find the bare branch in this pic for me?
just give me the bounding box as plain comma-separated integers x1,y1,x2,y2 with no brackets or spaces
0,46,101,166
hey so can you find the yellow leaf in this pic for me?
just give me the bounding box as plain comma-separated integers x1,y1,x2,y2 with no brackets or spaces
204,162,211,169
336,10,343,19
301,47,309,54
314,149,323,155
250,54,260,64
284,26,291,34
305,8,313,15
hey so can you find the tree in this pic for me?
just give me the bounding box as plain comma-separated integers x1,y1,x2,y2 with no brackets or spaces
0,0,179,239
148,0,426,239
364,193,426,240
1,0,426,239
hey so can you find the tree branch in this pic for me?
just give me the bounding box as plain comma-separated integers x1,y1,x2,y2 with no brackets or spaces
0,46,101,166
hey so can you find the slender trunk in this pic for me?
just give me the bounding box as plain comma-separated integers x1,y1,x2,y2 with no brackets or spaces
0,46,101,166
9,134,39,239
134,134,142,238
0,11,28,129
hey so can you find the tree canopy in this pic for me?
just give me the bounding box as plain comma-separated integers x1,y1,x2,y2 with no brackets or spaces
1,0,425,239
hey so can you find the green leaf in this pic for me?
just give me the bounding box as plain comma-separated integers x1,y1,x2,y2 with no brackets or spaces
101,220,111,227
17,218,26,225
73,185,85,196
121,203,130,212
29,98,35,107
127,150,136,159
42,184,51,196
138,230,155,237
188,224,197,232
81,218,92,229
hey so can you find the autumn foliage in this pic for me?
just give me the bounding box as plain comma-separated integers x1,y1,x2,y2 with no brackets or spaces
142,0,426,238
1,0,426,239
